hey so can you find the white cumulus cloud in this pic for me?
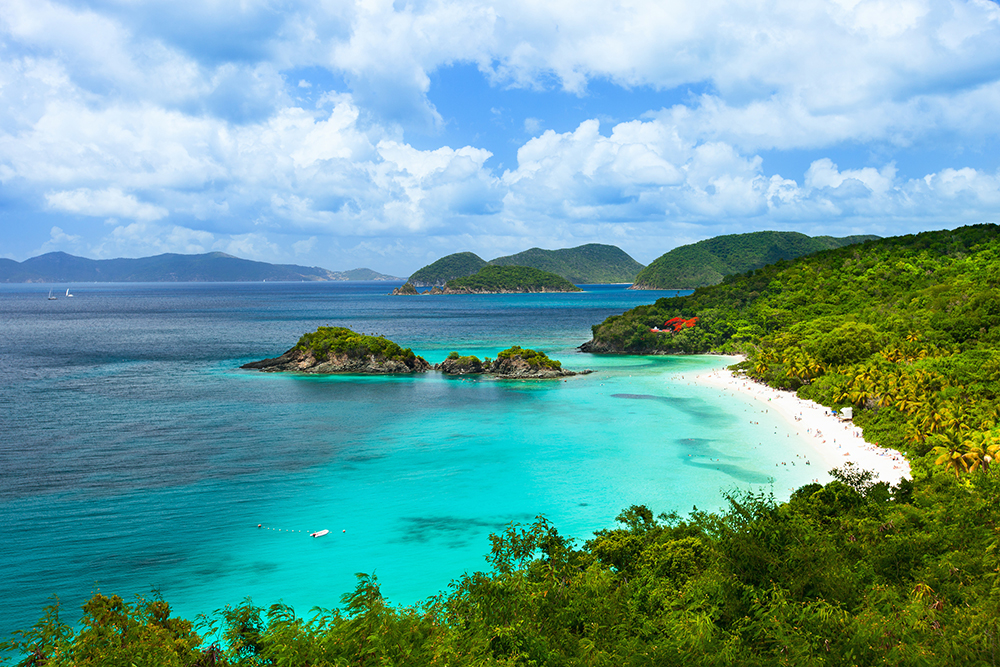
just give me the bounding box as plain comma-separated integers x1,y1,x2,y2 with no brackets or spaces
45,188,169,222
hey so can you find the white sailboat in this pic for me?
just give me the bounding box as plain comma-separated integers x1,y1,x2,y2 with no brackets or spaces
65,288,73,297
47,289,57,300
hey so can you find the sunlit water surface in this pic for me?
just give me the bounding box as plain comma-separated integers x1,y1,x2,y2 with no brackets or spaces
0,282,828,636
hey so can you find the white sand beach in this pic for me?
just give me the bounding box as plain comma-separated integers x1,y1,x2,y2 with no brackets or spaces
692,359,911,487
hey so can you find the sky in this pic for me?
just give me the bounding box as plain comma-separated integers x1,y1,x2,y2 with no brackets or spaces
2,0,1000,276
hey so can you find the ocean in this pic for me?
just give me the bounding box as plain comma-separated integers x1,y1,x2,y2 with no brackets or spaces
0,282,827,637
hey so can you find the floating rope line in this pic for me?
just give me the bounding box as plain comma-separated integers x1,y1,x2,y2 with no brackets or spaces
257,523,305,533
256,523,347,536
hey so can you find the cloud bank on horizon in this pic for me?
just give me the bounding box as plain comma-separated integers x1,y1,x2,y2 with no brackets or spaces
1,0,999,274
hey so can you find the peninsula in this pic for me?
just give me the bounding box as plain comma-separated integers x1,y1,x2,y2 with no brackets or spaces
241,326,430,373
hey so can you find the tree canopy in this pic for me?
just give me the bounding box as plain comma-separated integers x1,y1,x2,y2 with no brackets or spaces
444,265,582,293
296,326,423,364
632,230,879,289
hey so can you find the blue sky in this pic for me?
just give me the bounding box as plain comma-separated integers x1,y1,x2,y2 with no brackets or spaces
2,0,1000,276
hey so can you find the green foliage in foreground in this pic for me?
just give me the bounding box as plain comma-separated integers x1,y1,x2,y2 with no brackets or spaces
8,466,1000,665
496,345,562,369
295,326,423,364
632,231,879,289
445,266,582,292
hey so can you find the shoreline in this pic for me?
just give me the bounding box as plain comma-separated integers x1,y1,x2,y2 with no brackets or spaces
692,357,911,487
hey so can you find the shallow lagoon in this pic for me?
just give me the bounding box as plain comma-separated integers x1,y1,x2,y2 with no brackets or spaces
0,282,827,636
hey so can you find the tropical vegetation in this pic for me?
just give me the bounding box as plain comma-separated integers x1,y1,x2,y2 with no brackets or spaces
295,326,424,365
495,345,562,370
631,231,879,289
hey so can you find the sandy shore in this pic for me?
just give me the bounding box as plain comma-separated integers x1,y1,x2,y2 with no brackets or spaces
692,359,911,487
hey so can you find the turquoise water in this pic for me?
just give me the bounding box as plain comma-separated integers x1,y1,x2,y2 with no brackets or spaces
0,282,827,636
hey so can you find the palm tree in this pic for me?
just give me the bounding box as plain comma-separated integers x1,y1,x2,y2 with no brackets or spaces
930,429,971,479
963,431,1000,473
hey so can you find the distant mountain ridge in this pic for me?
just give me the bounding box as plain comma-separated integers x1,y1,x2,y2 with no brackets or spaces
408,244,644,286
631,231,881,289
0,251,401,283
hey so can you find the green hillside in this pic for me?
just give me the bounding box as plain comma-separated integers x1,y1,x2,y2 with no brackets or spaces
444,265,582,293
407,251,488,286
408,244,644,286
489,243,644,284
632,231,879,289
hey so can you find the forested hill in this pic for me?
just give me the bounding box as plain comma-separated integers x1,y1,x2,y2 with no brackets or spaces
632,230,879,289
407,244,644,286
407,251,488,286
443,265,582,293
489,244,644,284
0,251,401,283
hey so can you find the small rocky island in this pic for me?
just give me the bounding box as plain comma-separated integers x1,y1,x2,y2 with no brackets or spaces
391,265,582,295
242,330,588,379
437,346,590,379
241,326,431,374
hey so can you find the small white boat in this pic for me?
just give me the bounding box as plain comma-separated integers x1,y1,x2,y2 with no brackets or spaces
310,529,330,538
65,288,73,297
47,290,57,300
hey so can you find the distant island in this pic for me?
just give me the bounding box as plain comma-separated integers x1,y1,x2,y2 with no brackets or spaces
408,244,644,286
241,326,431,374
630,231,880,289
0,251,402,283
392,265,582,295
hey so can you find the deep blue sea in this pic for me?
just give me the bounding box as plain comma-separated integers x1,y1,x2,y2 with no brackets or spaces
0,282,828,637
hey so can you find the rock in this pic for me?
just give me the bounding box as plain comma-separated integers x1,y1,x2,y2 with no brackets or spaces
437,356,485,375
390,282,419,295
486,355,585,378
578,339,616,354
241,348,431,374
